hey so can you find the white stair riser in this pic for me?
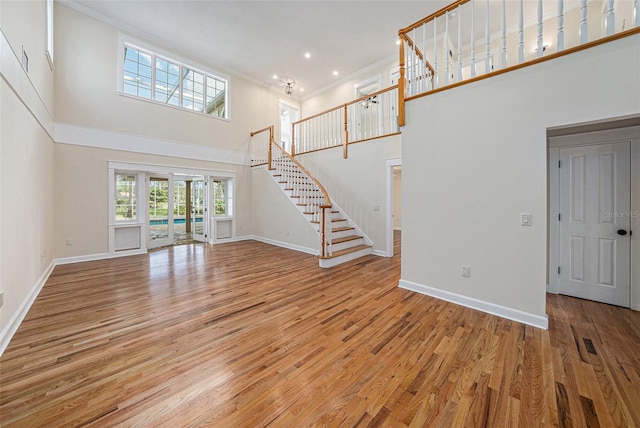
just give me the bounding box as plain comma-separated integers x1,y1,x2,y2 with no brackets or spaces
331,229,356,239
319,247,373,268
330,237,364,252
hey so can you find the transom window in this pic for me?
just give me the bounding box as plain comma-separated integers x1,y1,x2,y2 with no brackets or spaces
122,44,228,119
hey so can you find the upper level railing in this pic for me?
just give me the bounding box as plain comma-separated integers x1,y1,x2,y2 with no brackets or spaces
292,85,400,158
397,0,640,125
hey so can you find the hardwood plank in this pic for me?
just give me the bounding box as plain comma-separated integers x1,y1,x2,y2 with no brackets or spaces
1,234,640,426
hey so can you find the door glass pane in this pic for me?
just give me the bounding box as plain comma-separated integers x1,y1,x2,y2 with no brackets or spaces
192,180,205,236
173,180,188,242
149,178,169,241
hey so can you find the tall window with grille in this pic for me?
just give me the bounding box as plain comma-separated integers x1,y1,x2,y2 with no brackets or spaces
213,180,233,216
114,174,137,221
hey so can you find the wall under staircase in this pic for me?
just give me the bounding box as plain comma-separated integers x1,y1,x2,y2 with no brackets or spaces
251,153,373,267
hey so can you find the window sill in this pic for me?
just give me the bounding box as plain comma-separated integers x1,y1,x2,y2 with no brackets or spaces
116,92,230,122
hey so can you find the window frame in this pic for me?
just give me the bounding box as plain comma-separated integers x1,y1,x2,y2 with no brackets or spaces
212,179,233,217
45,0,54,70
113,172,140,223
117,34,230,120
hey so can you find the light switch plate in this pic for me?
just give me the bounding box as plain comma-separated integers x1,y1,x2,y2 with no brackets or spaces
521,213,532,226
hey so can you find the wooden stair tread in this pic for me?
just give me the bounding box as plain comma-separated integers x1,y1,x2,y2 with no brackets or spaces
332,226,354,232
332,235,362,244
320,245,371,259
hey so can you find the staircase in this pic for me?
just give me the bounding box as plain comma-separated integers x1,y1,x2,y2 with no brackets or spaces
269,154,372,268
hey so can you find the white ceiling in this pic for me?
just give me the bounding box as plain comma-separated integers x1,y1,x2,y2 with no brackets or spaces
63,0,449,99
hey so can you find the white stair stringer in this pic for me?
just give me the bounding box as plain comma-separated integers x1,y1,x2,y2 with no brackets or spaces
266,156,373,267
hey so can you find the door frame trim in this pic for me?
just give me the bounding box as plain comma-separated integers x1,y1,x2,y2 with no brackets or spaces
548,125,640,310
386,158,401,257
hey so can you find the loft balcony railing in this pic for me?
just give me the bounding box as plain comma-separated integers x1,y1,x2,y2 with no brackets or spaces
291,85,400,158
397,0,640,125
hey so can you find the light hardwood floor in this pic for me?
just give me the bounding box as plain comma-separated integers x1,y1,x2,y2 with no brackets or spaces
1,234,639,427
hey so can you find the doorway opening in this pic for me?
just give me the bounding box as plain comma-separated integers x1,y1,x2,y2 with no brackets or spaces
148,175,207,249
548,121,639,309
386,158,402,257
279,100,300,153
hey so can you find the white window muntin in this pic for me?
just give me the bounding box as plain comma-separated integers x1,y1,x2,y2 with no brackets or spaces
117,35,230,120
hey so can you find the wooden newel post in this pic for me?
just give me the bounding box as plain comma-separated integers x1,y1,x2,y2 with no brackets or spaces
398,34,406,127
268,126,273,169
342,105,348,159
291,123,296,157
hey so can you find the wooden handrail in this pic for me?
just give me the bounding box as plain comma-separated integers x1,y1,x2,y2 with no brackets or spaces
399,0,470,35
270,138,332,209
292,104,344,127
399,34,435,77
250,126,272,137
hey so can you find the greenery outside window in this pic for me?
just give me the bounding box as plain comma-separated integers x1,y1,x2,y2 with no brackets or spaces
115,174,137,221
122,44,228,119
213,180,232,216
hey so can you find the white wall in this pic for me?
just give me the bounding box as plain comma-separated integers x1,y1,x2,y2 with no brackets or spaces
55,4,278,152
296,136,401,254
54,144,253,259
251,167,319,254
401,34,640,328
301,57,397,117
0,0,56,352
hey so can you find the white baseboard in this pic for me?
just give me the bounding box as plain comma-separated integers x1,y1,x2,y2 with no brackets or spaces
371,249,390,257
55,249,148,265
252,236,319,256
398,279,549,330
208,235,253,245
0,261,56,356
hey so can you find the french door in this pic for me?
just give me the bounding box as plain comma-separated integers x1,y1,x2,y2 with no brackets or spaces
191,176,207,242
148,175,174,249
147,174,209,248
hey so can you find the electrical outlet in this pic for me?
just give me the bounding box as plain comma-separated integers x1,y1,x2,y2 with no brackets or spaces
66,239,73,247
462,266,471,278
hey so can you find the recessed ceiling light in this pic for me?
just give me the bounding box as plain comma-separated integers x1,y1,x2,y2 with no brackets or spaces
333,70,338,76
304,52,311,59
272,74,278,79
300,88,305,92
396,39,401,45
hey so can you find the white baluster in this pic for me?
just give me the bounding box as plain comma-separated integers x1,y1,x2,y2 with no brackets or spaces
433,16,438,88
422,22,427,93
501,0,507,68
445,10,450,85
471,0,476,77
457,4,463,81
605,0,615,36
485,0,491,73
519,0,524,63
537,0,544,58
635,0,639,26
580,0,588,44
412,28,417,95
557,0,564,51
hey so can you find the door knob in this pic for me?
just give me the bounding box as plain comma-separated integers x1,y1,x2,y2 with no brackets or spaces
617,229,627,236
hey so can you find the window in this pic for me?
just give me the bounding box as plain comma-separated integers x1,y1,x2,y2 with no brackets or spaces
121,44,228,119
45,0,53,69
115,174,137,221
213,180,232,216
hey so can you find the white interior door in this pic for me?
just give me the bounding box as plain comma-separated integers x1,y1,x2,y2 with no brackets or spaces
191,177,206,242
558,142,631,307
